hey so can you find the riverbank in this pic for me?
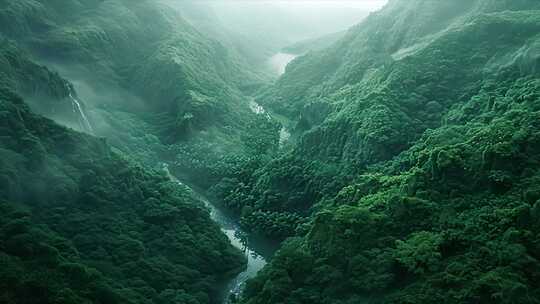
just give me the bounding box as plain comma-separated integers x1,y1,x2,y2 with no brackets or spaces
162,164,280,303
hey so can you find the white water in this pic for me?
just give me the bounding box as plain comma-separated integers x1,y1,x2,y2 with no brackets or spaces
249,99,272,120
67,86,93,133
268,52,298,75
248,98,290,147
279,128,291,147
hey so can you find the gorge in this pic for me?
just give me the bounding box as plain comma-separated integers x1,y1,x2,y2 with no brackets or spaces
1,1,540,304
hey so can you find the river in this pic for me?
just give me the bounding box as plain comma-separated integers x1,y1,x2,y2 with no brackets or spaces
162,164,279,304
268,52,298,75
163,96,288,303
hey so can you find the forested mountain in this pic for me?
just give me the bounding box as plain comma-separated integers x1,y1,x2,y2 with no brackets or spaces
225,0,540,303
0,0,262,139
160,0,276,83
0,84,245,303
0,0,282,182
0,40,75,124
1,0,540,303
281,31,347,55
0,1,257,303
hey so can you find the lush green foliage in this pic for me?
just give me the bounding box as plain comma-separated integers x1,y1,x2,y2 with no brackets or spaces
0,0,284,186
0,87,245,303
215,0,540,233
0,0,266,143
0,40,65,99
234,1,540,303
2,0,540,303
242,74,540,304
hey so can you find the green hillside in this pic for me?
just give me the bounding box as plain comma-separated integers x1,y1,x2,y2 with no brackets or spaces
0,0,264,142
1,0,540,303
0,1,257,303
219,0,540,235
210,1,540,302
0,0,282,180
0,85,245,303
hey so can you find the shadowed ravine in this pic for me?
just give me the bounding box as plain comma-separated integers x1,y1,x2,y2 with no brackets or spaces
3,1,540,303
162,164,279,304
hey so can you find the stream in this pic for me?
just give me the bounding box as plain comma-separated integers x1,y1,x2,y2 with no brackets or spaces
161,97,290,303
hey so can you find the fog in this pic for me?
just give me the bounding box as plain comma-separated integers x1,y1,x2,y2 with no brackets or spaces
269,53,298,75
207,0,388,43
272,1,387,11
162,0,387,76
26,1,391,135
3,1,539,304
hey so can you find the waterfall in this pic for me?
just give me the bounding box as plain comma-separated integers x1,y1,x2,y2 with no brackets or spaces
66,84,93,134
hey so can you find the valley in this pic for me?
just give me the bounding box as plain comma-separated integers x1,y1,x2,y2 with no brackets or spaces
1,1,540,304
163,163,277,303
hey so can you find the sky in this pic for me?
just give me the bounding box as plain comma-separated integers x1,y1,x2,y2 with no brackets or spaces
191,0,389,52
272,0,388,11
204,0,389,11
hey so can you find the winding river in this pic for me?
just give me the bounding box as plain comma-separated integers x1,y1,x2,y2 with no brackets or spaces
161,80,292,303
162,164,278,304
207,199,273,303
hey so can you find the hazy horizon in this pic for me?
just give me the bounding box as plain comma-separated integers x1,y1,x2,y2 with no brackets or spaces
203,0,388,50
272,0,387,10
198,0,388,10
3,2,540,304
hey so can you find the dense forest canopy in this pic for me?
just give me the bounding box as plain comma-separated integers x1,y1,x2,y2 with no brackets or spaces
1,0,539,303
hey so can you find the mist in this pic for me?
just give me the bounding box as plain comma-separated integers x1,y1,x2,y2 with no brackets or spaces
5,1,536,304
204,0,387,44
163,0,387,75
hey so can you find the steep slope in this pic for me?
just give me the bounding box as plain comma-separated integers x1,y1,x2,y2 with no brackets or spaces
0,4,251,301
216,0,540,227
163,0,275,86
0,0,285,191
234,1,540,303
0,39,92,131
242,71,540,304
0,0,261,143
258,0,540,120
0,83,245,303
